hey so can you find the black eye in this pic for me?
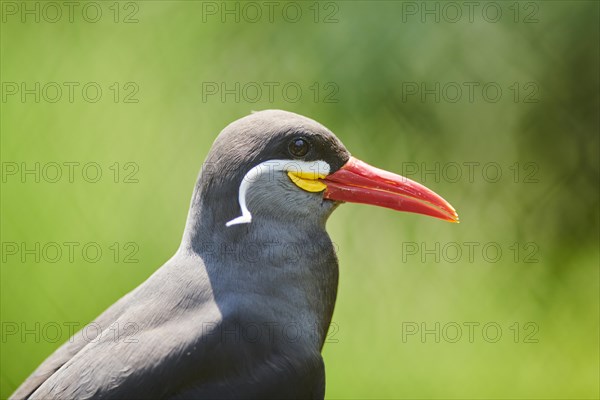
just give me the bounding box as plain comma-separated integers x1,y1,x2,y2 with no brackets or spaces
288,137,310,158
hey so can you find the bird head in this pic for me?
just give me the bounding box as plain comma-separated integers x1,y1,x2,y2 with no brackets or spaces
192,110,458,236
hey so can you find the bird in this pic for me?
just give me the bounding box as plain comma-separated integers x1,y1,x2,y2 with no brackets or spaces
11,110,458,399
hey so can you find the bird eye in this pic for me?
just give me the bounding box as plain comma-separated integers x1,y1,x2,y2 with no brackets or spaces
288,137,310,158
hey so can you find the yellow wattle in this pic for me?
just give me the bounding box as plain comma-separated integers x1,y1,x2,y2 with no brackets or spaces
287,171,327,193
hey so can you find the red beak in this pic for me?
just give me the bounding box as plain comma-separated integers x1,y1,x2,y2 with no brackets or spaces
323,157,459,223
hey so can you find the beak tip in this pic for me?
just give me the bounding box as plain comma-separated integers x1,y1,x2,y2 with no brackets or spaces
452,212,460,223
444,209,459,223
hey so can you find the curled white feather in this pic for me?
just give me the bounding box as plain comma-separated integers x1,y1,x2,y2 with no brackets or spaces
226,159,330,227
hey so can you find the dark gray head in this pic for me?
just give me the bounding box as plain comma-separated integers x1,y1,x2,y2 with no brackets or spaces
182,110,352,248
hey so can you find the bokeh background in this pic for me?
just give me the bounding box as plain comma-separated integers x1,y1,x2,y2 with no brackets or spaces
1,1,598,398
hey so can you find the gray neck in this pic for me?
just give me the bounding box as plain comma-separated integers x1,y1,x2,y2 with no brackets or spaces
178,178,339,350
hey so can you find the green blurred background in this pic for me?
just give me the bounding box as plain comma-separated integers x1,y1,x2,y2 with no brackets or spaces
1,1,598,398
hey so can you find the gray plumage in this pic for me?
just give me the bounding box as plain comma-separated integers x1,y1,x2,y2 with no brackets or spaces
11,110,350,399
